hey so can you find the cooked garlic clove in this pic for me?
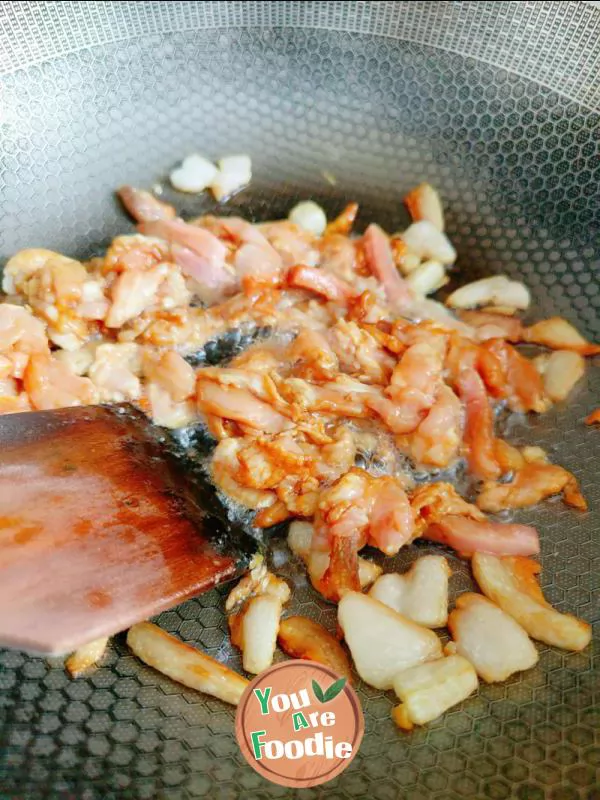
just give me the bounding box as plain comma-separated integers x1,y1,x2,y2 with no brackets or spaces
289,201,327,236
170,154,218,193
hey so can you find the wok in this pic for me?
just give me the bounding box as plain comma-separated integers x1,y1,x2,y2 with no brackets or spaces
1,2,598,798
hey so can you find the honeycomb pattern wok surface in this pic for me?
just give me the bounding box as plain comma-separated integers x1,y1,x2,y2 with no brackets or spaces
0,2,599,798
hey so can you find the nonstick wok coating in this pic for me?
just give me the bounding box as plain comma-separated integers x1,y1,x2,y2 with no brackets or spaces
1,2,599,798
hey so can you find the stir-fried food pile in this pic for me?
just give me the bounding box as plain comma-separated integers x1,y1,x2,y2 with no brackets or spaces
3,174,595,730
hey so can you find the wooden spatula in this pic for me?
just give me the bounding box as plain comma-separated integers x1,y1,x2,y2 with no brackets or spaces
0,405,255,655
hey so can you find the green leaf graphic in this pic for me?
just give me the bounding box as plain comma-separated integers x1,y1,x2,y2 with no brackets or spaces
312,677,347,703
312,679,325,703
323,677,347,702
